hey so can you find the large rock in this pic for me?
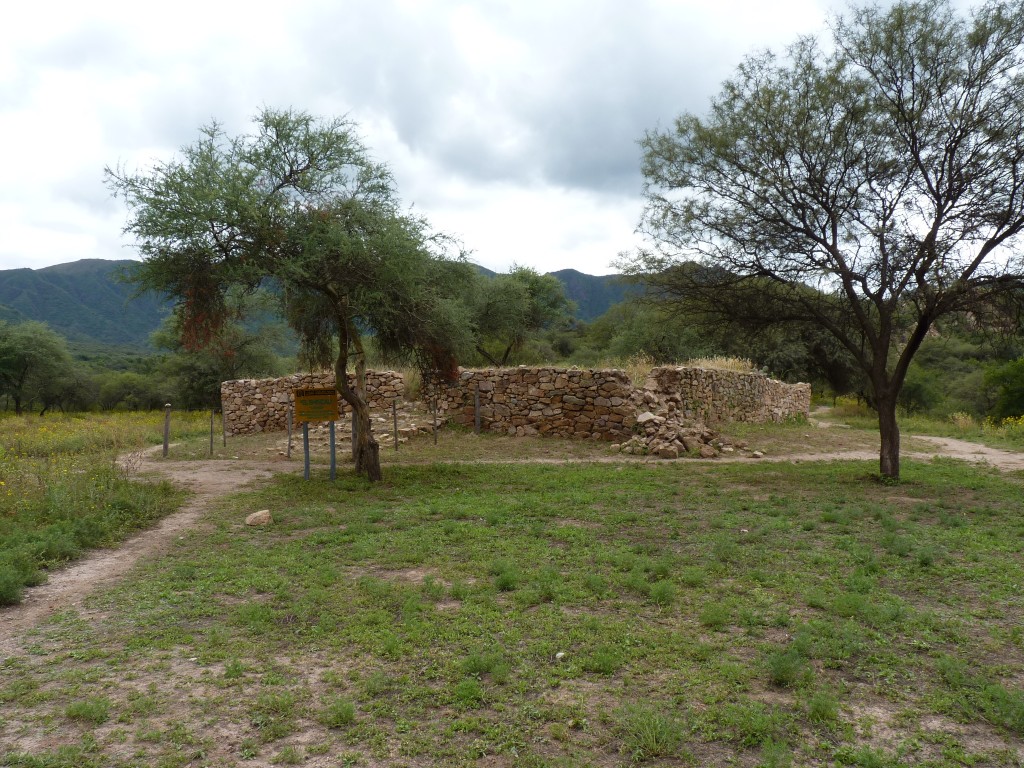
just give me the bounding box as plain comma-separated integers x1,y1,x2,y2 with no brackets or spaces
246,509,273,526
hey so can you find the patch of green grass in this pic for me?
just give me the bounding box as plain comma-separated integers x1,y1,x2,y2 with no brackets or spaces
453,678,485,709
271,745,304,764
806,689,840,725
766,648,810,688
649,579,676,607
703,700,793,748
617,704,685,761
64,697,111,725
318,697,356,728
4,453,1024,765
581,645,623,675
250,691,298,743
699,601,732,630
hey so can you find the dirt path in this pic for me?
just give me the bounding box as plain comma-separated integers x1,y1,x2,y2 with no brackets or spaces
2,424,1021,654
807,406,1024,470
0,457,296,655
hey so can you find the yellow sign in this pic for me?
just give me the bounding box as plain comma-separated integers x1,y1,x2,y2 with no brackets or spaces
294,388,340,422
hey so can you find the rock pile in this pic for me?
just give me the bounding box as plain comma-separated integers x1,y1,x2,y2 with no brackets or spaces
612,378,763,460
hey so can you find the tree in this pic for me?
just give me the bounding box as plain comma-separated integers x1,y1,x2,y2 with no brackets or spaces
107,108,474,481
471,267,573,366
0,321,73,415
579,300,713,364
626,0,1024,479
35,363,97,415
96,371,167,411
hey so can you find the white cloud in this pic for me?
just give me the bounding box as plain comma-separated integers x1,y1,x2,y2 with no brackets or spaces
0,0,845,274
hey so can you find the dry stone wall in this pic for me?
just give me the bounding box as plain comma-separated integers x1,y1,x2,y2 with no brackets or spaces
221,371,404,436
221,365,810,442
643,367,811,424
437,367,636,440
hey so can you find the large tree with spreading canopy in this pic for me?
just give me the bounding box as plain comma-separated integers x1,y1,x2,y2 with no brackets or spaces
107,108,474,481
625,0,1024,480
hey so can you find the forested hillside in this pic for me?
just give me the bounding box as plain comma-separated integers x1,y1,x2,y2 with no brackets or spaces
548,269,636,321
0,259,627,347
0,260,168,347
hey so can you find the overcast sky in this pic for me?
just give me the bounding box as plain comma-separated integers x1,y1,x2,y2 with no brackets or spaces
1,0,856,276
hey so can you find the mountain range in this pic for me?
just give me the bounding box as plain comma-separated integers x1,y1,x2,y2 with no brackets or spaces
0,259,632,350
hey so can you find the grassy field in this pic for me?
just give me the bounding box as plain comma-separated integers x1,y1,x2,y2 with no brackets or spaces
2,412,1023,766
0,412,209,605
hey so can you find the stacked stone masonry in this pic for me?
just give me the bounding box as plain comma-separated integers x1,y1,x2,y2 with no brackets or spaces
438,368,637,440
221,366,809,441
644,366,811,424
221,371,404,436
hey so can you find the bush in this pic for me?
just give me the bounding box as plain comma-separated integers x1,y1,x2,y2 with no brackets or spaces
986,358,1024,421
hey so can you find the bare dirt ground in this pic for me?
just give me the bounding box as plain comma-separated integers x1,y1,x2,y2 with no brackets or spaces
1,413,1021,654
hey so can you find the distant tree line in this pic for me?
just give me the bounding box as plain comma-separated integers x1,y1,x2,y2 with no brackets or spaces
0,265,576,416
3,276,1023,424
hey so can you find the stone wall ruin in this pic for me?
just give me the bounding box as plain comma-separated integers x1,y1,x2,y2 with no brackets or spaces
220,371,404,435
437,365,810,441
642,366,812,425
220,366,810,446
437,367,637,440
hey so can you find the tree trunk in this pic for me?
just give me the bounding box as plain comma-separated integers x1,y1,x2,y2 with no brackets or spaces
876,393,900,481
475,345,501,367
500,343,515,366
350,396,382,481
334,322,382,482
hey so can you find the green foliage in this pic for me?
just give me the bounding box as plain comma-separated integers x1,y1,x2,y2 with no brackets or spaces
452,678,485,709
95,371,167,411
580,645,623,675
766,648,810,688
574,301,712,365
318,697,356,728
0,321,74,414
806,690,840,725
469,266,574,367
64,698,111,725
617,704,684,761
151,289,287,408
986,358,1024,420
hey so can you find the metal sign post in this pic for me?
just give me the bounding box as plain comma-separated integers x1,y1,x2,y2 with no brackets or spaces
303,422,310,480
287,404,293,459
294,388,341,481
329,421,336,480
